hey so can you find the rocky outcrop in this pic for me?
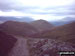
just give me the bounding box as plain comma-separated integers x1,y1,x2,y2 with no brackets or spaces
27,38,75,56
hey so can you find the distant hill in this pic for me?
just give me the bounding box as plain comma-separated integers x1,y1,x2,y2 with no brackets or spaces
0,31,17,56
0,16,34,22
63,17,75,21
30,19,54,32
0,21,38,36
34,22,75,44
51,17,75,26
0,21,3,24
50,21,69,26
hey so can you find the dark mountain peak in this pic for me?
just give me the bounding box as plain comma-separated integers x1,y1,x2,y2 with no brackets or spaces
31,19,54,25
35,19,47,21
31,19,50,23
30,19,54,32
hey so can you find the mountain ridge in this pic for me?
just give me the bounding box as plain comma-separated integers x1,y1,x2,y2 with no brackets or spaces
31,21,75,44
30,19,54,32
0,21,39,37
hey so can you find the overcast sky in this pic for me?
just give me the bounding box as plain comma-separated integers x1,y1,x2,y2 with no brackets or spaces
0,0,75,21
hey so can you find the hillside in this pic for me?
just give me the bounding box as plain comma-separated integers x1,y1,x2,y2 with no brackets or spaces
0,31,17,56
35,21,75,44
27,38,75,56
0,21,38,36
30,19,54,32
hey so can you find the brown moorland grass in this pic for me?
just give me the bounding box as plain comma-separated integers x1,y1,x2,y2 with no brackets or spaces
31,22,75,44
0,21,39,37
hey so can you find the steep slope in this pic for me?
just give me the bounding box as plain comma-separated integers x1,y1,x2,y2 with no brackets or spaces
0,21,38,36
36,21,75,44
0,31,17,56
30,19,54,32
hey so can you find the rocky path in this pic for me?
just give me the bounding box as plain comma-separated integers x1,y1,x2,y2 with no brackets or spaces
8,36,29,56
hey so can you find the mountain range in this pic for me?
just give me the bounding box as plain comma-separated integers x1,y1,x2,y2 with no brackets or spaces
0,16,75,26
0,16,34,22
50,17,75,26
0,18,75,56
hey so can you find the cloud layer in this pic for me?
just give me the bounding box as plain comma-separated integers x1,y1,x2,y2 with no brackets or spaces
0,0,75,21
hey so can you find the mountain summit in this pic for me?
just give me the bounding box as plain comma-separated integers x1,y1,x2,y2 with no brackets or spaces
30,19,54,32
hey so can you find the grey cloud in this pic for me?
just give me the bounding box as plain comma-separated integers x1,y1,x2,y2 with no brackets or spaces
53,12,75,16
27,7,75,16
0,0,75,17
0,0,13,10
0,0,38,11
